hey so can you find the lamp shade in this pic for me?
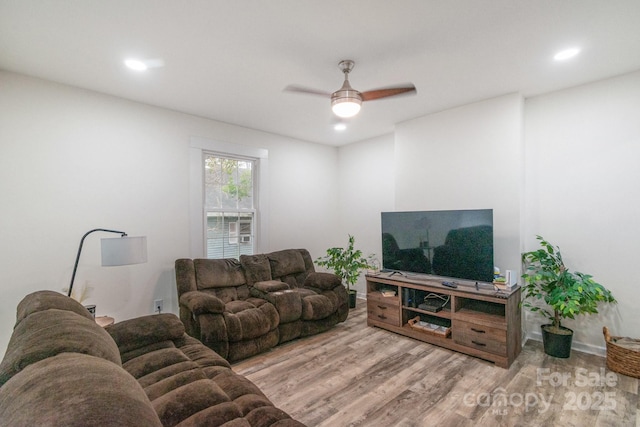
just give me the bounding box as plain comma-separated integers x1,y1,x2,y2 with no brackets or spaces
331,98,361,118
101,236,147,266
331,80,363,118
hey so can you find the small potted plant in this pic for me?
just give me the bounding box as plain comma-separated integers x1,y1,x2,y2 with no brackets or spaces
521,235,616,358
316,235,374,309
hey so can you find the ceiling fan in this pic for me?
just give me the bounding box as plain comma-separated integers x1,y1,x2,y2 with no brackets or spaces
285,60,416,118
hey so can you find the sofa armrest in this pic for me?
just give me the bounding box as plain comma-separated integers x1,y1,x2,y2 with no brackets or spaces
179,291,225,315
303,272,343,290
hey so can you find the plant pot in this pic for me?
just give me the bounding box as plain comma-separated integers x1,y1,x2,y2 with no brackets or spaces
348,290,357,309
541,324,574,358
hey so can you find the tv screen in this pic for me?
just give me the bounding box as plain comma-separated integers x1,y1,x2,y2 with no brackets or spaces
381,209,494,282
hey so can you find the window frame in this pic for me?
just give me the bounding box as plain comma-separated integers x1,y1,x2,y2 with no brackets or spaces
189,137,269,258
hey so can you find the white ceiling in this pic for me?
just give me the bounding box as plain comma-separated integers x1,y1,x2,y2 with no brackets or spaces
1,1,639,146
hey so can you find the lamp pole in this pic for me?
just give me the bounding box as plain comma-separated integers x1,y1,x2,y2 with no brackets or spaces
68,228,126,297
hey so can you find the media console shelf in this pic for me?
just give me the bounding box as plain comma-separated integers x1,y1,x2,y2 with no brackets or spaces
366,272,521,368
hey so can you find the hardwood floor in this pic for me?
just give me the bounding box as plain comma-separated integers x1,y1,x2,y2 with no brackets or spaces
233,300,639,427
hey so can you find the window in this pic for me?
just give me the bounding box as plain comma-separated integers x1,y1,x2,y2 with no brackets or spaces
204,154,255,259
189,137,268,259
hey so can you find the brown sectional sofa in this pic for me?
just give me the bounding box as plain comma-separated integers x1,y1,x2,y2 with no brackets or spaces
176,249,348,362
0,291,305,426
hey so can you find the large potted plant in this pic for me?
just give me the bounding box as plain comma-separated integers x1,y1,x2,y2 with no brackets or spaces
521,235,616,358
316,235,374,309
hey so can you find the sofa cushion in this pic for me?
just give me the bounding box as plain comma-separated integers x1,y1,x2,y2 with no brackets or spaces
123,347,191,380
213,285,250,303
246,406,303,427
174,402,245,426
268,250,306,278
298,249,316,272
226,300,257,313
224,302,279,341
152,378,235,426
194,258,246,289
253,280,290,292
144,367,207,402
294,288,317,298
118,340,178,365
212,369,265,401
107,313,185,356
318,289,340,313
227,330,280,363
175,335,232,371
251,289,302,324
300,294,335,321
240,254,272,286
0,309,121,385
0,353,162,427
234,393,274,415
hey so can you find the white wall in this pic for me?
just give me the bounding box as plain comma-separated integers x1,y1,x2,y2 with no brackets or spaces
263,136,339,256
337,94,524,331
337,133,396,296
524,70,640,352
394,93,524,276
0,71,339,353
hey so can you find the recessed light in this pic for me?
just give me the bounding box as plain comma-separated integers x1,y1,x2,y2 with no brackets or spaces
124,58,165,71
124,59,148,71
334,123,347,131
554,48,581,61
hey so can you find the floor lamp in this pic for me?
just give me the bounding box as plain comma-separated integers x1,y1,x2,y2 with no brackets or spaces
68,228,147,298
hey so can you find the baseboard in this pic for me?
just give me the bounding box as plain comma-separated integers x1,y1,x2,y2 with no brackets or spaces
524,331,607,357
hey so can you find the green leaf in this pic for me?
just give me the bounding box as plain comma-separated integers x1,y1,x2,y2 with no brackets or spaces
315,235,374,291
520,235,616,324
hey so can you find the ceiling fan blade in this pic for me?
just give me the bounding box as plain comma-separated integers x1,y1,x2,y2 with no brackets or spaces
284,85,331,97
361,85,416,101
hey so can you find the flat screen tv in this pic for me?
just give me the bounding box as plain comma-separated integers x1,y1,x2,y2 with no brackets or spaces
381,209,494,282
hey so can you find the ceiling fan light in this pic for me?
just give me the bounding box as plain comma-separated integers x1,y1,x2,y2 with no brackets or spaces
332,97,362,118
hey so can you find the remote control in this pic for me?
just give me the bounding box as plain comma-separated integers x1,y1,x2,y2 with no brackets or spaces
441,281,458,288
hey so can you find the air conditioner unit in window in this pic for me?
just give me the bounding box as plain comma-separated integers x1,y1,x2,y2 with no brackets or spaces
240,235,251,243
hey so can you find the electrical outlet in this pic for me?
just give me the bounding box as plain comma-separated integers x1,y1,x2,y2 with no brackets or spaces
154,299,163,314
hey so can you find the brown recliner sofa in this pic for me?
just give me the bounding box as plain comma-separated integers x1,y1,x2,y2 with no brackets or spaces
176,249,348,362
0,290,304,426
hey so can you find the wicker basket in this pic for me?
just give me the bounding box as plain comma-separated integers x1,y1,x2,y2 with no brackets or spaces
603,326,640,379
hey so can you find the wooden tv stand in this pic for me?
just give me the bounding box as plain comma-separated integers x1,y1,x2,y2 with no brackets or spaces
366,272,521,368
